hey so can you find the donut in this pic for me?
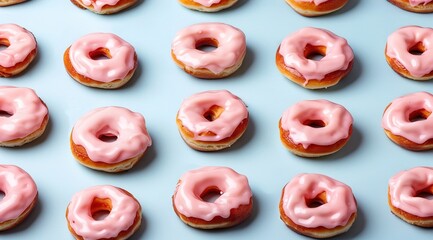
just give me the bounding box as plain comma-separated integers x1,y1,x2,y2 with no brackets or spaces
0,86,49,147
388,0,433,13
64,32,138,89
279,173,357,238
70,106,152,172
385,26,433,81
382,92,433,151
0,164,38,231
388,166,433,227
172,166,253,229
171,22,246,79
70,0,137,14
0,0,26,7
66,185,141,239
0,23,37,77
178,0,238,12
176,90,248,151
279,99,353,157
276,27,354,89
285,0,349,16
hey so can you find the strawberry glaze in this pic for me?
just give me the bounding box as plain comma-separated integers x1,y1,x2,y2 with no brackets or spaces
81,0,120,11
0,24,36,68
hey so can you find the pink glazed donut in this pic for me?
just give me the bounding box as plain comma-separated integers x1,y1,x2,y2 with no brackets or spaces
388,0,433,13
276,27,354,89
176,90,249,151
70,106,152,172
0,164,38,231
70,0,138,14
279,99,353,157
66,185,142,239
279,173,357,238
178,0,238,12
382,92,433,151
385,26,433,80
64,32,138,89
171,22,246,79
172,166,253,229
0,23,37,77
0,86,49,147
285,0,349,16
0,0,26,7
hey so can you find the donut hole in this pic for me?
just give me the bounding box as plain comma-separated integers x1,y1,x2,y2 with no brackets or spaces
203,105,224,122
304,44,326,61
0,39,10,51
200,187,222,203
98,133,118,143
91,198,112,221
409,109,431,122
416,186,433,200
0,190,5,201
409,42,426,56
305,192,327,208
303,119,326,128
0,110,13,118
89,48,112,60
195,38,219,52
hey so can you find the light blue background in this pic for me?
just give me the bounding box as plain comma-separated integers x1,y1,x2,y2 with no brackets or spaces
1,0,433,239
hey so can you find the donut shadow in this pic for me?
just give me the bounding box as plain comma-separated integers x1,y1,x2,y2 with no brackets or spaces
338,204,366,239
129,213,147,240
127,140,157,174
2,196,42,234
230,46,255,80
218,0,249,12
325,0,360,17
318,55,362,92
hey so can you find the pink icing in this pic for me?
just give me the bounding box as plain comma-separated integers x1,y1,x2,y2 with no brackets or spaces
0,24,36,68
81,0,119,11
173,166,252,221
382,92,433,144
409,0,432,6
0,86,48,142
171,22,246,74
193,0,222,7
0,164,37,223
67,185,140,240
177,90,248,141
386,26,433,78
280,99,353,148
69,33,136,82
278,27,354,83
294,0,329,5
71,106,152,163
281,173,357,228
389,167,433,217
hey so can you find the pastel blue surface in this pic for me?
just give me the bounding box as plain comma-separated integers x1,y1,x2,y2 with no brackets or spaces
1,0,433,239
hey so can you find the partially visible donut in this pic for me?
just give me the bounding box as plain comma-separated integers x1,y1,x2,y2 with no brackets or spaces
178,0,238,12
285,0,349,16
70,0,137,14
388,0,433,13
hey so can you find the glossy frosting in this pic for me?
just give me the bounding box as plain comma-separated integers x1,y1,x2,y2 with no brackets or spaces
295,0,329,5
386,26,433,78
278,27,354,83
193,0,222,7
177,90,248,141
409,0,432,6
69,33,136,82
0,86,48,142
0,23,36,68
0,164,37,223
173,166,252,221
280,99,353,148
382,92,433,144
81,0,120,11
72,106,152,163
67,185,140,240
281,173,357,228
171,22,246,74
389,167,433,217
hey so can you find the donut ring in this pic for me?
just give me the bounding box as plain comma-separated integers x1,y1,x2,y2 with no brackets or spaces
171,22,246,79
0,23,37,77
64,32,138,89
279,173,357,238
389,167,433,227
70,0,138,14
279,99,353,157
70,106,152,172
66,185,142,239
172,166,253,229
388,0,433,13
276,27,354,89
178,0,238,12
382,92,433,151
385,26,433,81
176,90,249,151
285,0,349,16
0,0,26,7
0,164,38,231
0,86,49,147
